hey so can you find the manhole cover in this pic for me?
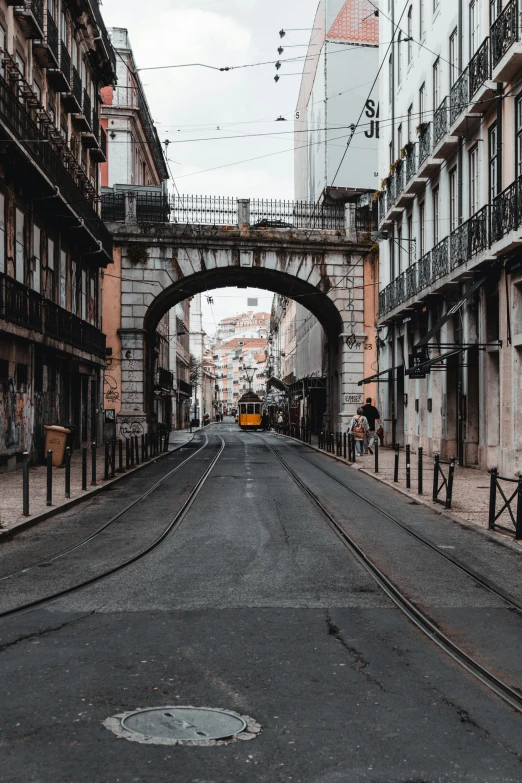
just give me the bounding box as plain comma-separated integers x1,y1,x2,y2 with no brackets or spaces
104,706,261,746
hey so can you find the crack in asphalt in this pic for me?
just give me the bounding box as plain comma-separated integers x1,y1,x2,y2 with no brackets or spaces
324,610,385,691
0,611,97,654
273,500,290,545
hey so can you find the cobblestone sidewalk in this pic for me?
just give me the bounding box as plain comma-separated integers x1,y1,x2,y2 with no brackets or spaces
0,430,195,533
305,436,520,541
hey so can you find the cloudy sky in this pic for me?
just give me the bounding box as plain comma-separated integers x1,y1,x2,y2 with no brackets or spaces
102,0,319,332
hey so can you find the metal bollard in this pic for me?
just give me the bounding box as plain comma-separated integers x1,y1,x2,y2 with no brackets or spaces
91,442,97,486
374,438,379,473
111,439,116,479
130,436,135,467
432,455,440,501
141,434,145,462
82,447,87,491
135,435,139,465
343,432,347,459
65,447,71,498
22,451,29,516
47,449,53,506
488,467,497,530
145,433,149,460
516,473,522,541
418,447,423,495
394,444,400,483
447,457,455,509
104,441,110,481
164,431,170,452
406,444,411,489
118,439,123,473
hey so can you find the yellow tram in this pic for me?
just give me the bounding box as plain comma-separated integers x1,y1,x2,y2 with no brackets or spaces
237,391,263,431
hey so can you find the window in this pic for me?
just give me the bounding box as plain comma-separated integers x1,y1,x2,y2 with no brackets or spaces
516,96,522,178
15,208,24,283
0,192,5,275
490,0,500,24
407,7,413,62
46,238,55,300
389,53,393,101
60,249,67,309
469,144,479,215
398,32,402,84
407,104,413,141
433,187,440,244
398,124,403,154
419,201,425,255
398,226,403,274
419,83,425,123
433,58,440,110
0,24,5,53
469,0,480,57
71,260,78,315
389,141,393,165
449,166,458,231
31,224,41,293
489,123,499,202
407,214,414,265
419,0,424,38
81,268,86,320
449,28,458,87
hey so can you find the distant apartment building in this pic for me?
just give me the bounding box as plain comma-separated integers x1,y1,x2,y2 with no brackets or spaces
215,310,270,344
0,0,116,469
376,0,522,475
169,300,191,430
213,338,268,411
100,27,172,435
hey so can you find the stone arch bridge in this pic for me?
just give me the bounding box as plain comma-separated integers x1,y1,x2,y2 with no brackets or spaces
102,194,377,435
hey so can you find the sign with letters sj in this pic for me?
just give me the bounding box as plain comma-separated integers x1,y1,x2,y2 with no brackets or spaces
409,346,430,379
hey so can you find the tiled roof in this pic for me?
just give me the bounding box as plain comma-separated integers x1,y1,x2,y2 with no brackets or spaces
327,0,379,44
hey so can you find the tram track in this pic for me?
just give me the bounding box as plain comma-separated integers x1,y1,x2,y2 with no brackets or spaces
257,434,522,716
0,435,226,620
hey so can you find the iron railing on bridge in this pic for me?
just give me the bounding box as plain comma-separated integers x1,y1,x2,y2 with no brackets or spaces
170,195,238,225
250,199,345,229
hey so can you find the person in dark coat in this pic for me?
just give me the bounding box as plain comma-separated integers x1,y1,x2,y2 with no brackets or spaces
361,397,380,454
261,410,270,431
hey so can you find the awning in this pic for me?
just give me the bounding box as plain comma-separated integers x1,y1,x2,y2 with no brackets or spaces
358,365,404,385
415,275,487,348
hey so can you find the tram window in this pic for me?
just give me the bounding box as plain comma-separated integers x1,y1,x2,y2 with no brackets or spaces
255,404,261,414
240,404,247,414
247,404,255,414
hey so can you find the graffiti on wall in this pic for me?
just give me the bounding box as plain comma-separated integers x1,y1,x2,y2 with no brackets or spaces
1,379,34,454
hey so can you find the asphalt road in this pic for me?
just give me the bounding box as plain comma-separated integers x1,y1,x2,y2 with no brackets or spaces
1,422,522,782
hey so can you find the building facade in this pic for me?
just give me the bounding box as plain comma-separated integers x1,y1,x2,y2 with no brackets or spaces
0,0,116,469
376,0,522,475
168,300,191,430
213,337,268,412
295,0,380,202
100,27,173,436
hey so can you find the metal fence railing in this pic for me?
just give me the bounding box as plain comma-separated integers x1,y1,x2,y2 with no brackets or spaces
250,199,345,230
488,468,522,539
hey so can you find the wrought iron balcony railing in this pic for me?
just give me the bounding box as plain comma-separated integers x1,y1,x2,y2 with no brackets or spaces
469,38,491,97
433,97,449,146
46,11,59,61
405,142,417,182
83,89,92,127
417,251,432,292
418,123,432,164
431,237,449,281
13,0,44,38
72,66,82,108
0,71,112,257
449,219,470,270
450,67,469,125
406,263,418,299
491,0,518,68
0,273,106,358
491,180,519,243
469,204,490,255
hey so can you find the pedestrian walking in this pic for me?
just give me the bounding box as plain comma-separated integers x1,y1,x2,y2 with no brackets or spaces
277,412,283,432
261,410,270,432
347,407,369,456
361,397,380,454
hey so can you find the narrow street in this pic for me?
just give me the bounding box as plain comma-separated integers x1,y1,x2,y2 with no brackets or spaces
1,422,522,782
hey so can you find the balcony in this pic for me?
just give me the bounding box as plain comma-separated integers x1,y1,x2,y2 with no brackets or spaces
178,379,193,398
0,274,42,330
33,10,59,69
469,38,495,107
491,0,522,81
12,0,44,39
47,40,71,92
0,70,112,260
73,89,91,132
62,65,82,113
491,179,522,253
90,120,107,163
0,273,106,358
417,122,443,178
432,97,459,159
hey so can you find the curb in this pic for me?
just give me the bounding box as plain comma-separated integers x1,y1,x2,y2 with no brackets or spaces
274,433,522,556
0,433,197,543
